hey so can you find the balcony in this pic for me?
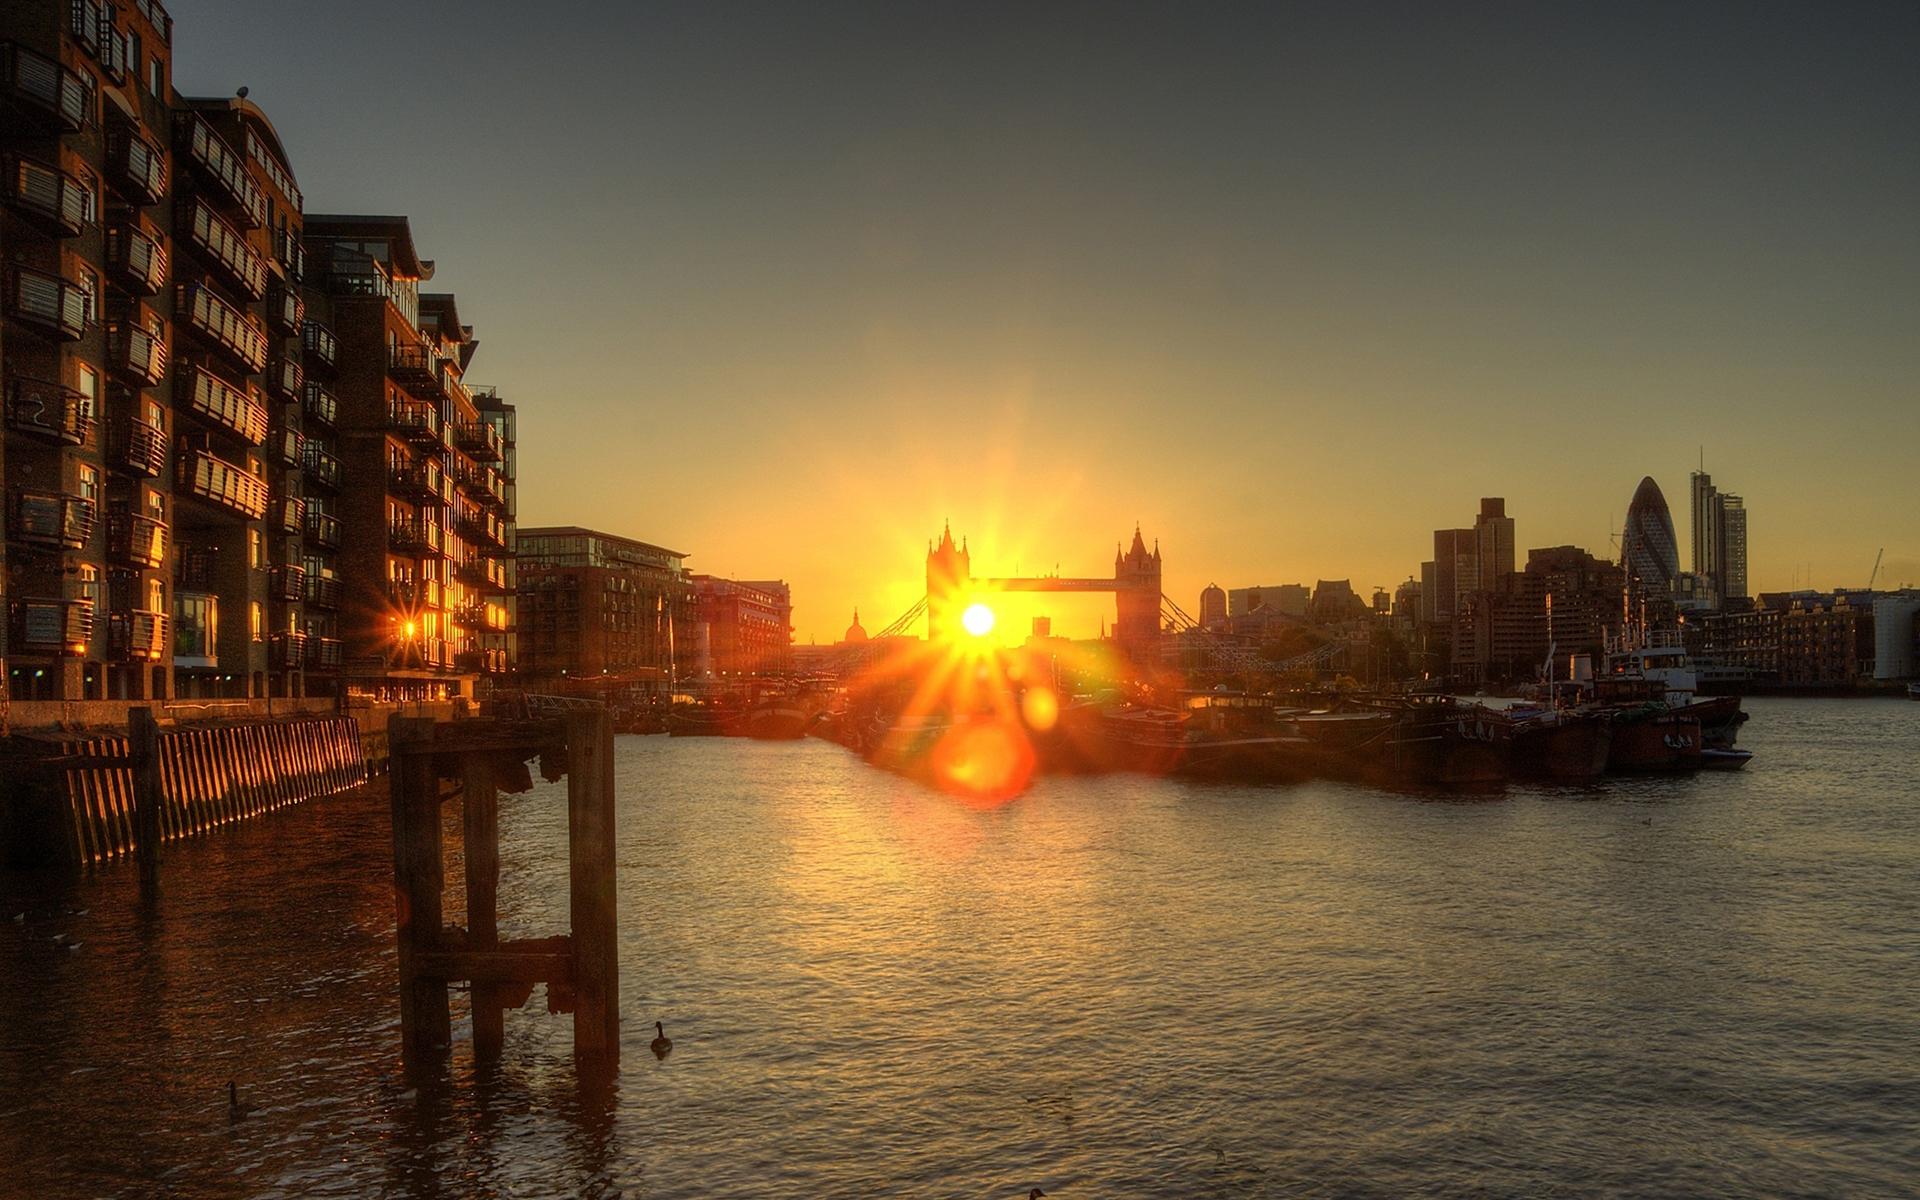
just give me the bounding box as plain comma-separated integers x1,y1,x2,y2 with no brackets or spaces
450,600,490,630
108,509,167,569
5,155,89,236
114,417,168,478
456,648,509,675
304,574,342,610
269,563,305,603
109,319,168,387
5,376,92,445
388,461,451,507
387,400,444,448
108,222,168,295
304,509,341,549
179,448,269,520
458,509,508,551
180,197,266,299
265,356,302,402
108,124,167,206
269,495,305,536
10,491,95,550
10,598,92,657
390,519,448,559
387,341,438,387
273,227,304,282
303,381,337,428
306,636,343,671
179,365,267,444
179,282,268,372
2,43,93,134
388,577,445,612
10,266,90,341
109,610,169,662
269,632,307,670
268,287,303,337
178,112,266,227
269,429,300,469
455,463,510,510
453,420,503,462
301,444,340,490
301,320,337,372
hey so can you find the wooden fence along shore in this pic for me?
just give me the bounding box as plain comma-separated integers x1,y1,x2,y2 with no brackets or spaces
0,716,369,869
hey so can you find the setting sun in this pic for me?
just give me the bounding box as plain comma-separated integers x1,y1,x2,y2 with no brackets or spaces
961,603,995,637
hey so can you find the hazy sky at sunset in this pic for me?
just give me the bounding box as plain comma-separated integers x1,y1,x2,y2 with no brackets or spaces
171,2,1917,640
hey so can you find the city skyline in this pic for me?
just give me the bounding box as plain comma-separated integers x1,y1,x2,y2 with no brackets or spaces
167,1,1918,641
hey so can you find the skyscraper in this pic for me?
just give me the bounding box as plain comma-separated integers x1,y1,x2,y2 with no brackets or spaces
1622,476,1679,597
1689,470,1749,604
1721,495,1748,600
1474,498,1516,588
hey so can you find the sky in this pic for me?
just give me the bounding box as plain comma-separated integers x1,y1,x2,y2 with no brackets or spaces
170,1,1918,641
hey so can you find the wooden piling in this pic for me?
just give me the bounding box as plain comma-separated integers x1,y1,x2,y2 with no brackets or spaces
462,755,503,1062
131,708,162,889
566,709,620,1064
390,715,450,1071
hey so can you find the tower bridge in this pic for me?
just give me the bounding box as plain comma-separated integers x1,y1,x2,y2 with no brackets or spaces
923,523,1163,661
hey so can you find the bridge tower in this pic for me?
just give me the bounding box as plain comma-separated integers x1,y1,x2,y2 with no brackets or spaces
926,523,971,641
1114,526,1163,663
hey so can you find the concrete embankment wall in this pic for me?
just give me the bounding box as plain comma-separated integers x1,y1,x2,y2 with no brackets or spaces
0,700,463,870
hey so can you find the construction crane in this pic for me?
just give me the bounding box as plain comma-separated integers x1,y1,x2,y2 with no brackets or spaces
1869,548,1884,590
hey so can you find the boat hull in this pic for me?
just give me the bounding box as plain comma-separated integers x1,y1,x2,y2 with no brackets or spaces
1511,713,1613,781
1606,711,1702,771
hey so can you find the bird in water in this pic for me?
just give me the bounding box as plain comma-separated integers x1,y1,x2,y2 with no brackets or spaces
650,1021,672,1058
227,1081,254,1121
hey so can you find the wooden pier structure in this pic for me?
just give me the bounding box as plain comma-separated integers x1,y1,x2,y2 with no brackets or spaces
388,710,619,1074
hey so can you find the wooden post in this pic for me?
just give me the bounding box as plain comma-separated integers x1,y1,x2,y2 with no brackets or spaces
462,755,503,1063
566,710,619,1065
390,715,449,1072
130,707,162,890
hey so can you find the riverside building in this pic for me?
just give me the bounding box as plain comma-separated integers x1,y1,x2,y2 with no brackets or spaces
1,1,516,703
515,526,697,693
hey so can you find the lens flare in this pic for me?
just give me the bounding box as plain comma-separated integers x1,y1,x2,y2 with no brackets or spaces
1020,686,1060,731
961,603,995,637
930,717,1034,806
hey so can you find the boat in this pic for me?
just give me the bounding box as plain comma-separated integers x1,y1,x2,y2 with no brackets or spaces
667,696,742,737
739,692,824,740
1343,698,1510,788
1604,703,1702,771
1700,747,1753,770
1508,707,1613,781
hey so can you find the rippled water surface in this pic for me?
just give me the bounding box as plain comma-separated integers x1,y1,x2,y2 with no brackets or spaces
3,697,1918,1198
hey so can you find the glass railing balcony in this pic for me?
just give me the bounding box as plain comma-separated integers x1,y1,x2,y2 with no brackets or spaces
108,510,167,569
115,417,168,478
266,357,302,402
269,631,307,669
179,365,267,445
389,519,448,559
269,563,305,602
387,400,444,447
180,196,266,300
108,222,168,295
10,266,90,340
179,448,268,520
109,319,168,387
301,320,337,370
178,281,268,372
306,636,343,671
303,574,342,609
10,491,95,550
270,495,305,535
303,381,337,428
5,376,92,445
177,112,266,227
268,287,303,336
3,43,93,134
387,461,451,507
109,610,169,662
304,509,341,548
453,421,502,461
109,124,167,206
10,597,92,657
5,155,89,235
302,444,340,490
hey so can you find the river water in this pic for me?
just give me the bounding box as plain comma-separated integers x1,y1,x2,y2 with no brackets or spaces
3,697,1917,1199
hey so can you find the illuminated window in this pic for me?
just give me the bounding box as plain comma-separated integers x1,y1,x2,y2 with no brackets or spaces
250,602,263,641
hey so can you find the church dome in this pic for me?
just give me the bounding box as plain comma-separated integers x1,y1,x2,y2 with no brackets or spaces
844,610,869,643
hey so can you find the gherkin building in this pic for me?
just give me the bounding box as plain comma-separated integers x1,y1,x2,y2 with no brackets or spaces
1621,476,1679,594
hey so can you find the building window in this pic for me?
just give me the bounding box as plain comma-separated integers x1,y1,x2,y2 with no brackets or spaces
75,365,98,421
78,464,98,502
251,601,263,641
250,529,264,569
148,577,164,614
79,563,103,629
